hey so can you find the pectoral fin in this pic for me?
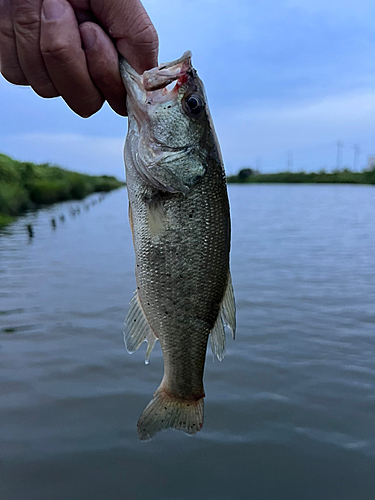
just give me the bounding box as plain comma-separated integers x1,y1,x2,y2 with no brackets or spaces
128,202,135,244
146,194,165,237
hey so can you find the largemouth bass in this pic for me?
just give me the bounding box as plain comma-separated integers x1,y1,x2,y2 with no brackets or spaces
120,51,236,440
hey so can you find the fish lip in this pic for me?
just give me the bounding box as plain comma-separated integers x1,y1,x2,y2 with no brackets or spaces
120,51,193,110
142,51,192,91
119,56,145,99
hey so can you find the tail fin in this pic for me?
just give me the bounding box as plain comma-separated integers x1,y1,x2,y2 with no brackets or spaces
137,390,204,441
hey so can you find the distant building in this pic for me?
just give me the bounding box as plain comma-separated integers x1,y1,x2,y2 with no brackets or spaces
366,156,375,170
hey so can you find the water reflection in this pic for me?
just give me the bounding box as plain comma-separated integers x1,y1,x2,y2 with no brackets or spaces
26,224,33,239
1,194,110,242
1,185,375,500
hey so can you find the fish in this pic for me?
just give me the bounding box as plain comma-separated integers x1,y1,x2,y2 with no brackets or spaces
120,51,236,441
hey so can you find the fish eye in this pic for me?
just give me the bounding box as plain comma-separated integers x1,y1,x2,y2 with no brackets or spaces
184,94,204,115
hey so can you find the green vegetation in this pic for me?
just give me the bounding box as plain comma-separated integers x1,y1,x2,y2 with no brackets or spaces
0,153,125,227
227,168,375,185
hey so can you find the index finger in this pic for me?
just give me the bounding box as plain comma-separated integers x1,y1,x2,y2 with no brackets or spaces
12,0,58,97
40,0,103,116
0,0,27,85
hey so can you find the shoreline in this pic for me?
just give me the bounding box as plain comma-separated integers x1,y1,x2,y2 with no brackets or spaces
227,169,375,185
0,153,125,228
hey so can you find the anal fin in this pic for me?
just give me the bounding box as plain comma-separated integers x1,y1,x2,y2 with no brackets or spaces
210,271,236,361
124,291,158,364
210,312,226,362
222,271,236,339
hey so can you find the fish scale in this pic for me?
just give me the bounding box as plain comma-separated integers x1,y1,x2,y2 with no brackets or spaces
120,51,236,440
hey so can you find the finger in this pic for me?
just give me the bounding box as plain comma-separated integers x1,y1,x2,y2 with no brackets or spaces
87,0,159,73
74,8,98,25
12,0,58,97
80,22,127,116
40,0,104,117
0,0,27,84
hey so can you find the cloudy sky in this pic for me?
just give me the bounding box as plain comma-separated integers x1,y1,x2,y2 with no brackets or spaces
1,0,375,178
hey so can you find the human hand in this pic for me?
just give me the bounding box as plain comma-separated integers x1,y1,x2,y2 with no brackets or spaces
0,0,158,116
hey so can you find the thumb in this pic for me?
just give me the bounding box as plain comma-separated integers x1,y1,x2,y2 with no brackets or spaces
89,0,158,73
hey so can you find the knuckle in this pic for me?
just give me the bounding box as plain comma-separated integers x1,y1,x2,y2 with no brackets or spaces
33,83,59,98
107,98,127,117
63,90,104,117
0,24,15,41
75,99,103,118
13,15,40,37
40,39,72,61
131,13,158,46
1,67,27,85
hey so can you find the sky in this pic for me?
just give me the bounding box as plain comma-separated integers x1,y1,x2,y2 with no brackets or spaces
1,0,375,178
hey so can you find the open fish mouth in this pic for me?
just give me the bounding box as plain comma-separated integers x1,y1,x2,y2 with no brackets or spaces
119,51,194,108
142,51,192,91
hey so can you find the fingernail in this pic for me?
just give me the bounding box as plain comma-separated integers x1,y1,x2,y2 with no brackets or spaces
81,27,96,51
42,0,65,21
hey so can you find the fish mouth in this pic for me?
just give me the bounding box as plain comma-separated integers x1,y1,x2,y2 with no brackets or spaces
142,51,192,91
119,51,193,111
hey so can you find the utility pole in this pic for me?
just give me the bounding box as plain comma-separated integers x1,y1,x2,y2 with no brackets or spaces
353,144,360,171
255,156,262,173
287,150,293,171
336,140,343,169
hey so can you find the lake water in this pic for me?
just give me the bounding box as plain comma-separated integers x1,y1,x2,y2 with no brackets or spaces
1,184,375,500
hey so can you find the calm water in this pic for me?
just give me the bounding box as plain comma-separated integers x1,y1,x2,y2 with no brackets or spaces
1,184,375,500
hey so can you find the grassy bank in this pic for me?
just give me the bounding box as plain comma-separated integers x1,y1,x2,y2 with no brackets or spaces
227,168,375,185
0,153,125,227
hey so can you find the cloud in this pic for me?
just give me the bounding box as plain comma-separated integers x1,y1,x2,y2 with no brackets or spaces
2,88,375,178
215,90,375,172
236,90,375,141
